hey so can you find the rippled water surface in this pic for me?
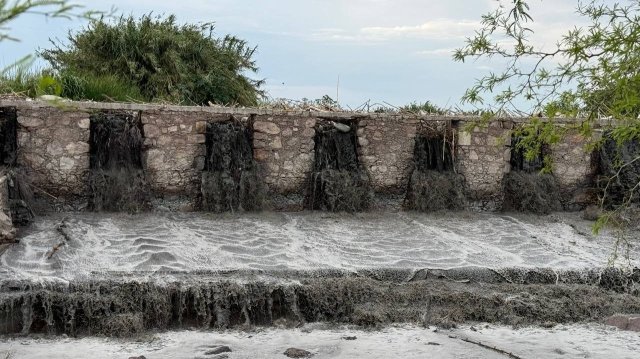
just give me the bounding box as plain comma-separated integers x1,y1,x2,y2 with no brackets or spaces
1,211,637,281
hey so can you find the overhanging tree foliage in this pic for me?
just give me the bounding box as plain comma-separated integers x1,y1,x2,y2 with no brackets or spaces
1,0,100,73
455,0,640,233
41,14,264,106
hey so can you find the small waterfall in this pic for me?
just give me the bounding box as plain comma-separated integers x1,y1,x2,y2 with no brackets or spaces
0,107,33,224
89,112,150,212
0,107,17,166
0,267,636,336
597,133,640,208
405,129,466,211
201,121,264,212
305,121,372,212
502,134,562,213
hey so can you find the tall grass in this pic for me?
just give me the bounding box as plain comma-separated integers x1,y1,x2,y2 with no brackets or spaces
0,65,145,102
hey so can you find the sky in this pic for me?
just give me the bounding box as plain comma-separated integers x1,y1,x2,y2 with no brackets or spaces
1,0,593,108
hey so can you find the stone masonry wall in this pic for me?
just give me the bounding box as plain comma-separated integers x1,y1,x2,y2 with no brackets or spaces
16,106,90,198
551,129,597,208
0,100,601,211
456,121,512,210
358,116,417,193
252,115,315,196
141,110,208,199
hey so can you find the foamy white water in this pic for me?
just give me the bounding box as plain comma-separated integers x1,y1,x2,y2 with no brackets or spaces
1,323,638,359
1,211,637,281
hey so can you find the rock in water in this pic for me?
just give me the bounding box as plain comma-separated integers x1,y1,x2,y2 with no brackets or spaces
284,348,313,358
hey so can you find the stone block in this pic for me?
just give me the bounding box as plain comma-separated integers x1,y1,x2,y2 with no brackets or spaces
59,157,76,171
78,118,90,129
46,143,64,156
458,131,472,146
65,141,90,155
254,121,281,135
18,116,43,127
195,121,207,134
145,124,161,138
270,137,283,149
188,135,206,144
305,118,316,128
254,149,269,161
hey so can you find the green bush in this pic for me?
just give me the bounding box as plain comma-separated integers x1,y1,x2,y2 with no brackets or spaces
41,14,264,106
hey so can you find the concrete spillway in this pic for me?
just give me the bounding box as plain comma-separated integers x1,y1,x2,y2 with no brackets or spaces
0,212,638,337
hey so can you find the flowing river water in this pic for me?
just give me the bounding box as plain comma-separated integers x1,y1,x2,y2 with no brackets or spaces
1,211,637,281
0,211,639,358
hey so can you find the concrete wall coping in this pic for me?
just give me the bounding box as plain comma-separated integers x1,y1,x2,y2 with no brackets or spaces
0,99,610,125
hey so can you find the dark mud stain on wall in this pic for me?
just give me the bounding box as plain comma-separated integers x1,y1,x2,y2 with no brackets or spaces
305,121,372,212
503,133,562,214
201,120,264,212
89,111,150,212
597,133,640,208
405,124,466,211
1,107,34,224
0,107,17,166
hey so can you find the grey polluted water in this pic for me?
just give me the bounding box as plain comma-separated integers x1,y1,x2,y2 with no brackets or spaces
502,133,562,214
305,121,372,212
201,120,264,212
89,111,150,212
405,128,466,211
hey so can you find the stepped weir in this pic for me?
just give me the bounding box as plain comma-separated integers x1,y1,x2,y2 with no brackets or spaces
0,99,637,357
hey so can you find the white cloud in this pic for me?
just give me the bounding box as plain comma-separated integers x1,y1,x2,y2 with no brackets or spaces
312,19,480,43
416,48,456,57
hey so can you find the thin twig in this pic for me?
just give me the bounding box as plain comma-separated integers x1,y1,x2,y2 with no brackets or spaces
458,336,524,359
29,183,58,200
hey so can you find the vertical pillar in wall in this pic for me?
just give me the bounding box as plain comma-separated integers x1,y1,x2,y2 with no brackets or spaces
502,130,562,213
305,120,372,212
455,121,511,211
89,111,150,212
201,119,264,212
550,130,596,210
405,121,466,211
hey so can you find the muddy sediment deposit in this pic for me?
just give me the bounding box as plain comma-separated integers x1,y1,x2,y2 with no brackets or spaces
201,121,264,212
0,267,638,337
306,121,372,211
503,135,562,214
89,112,150,212
502,172,562,214
405,134,466,211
